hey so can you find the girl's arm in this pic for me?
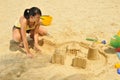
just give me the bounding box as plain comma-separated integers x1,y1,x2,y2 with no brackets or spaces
20,19,31,54
34,23,41,51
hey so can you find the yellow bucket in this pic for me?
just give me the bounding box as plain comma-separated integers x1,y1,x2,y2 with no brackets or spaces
41,15,52,26
115,63,120,68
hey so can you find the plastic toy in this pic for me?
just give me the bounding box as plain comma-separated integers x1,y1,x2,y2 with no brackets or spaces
115,63,120,68
86,38,106,44
41,15,52,26
110,30,120,48
117,52,120,59
86,38,97,42
116,48,120,52
117,68,120,74
101,40,106,44
117,30,120,36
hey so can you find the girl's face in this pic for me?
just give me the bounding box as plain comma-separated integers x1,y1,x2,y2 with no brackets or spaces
29,14,40,23
34,14,40,22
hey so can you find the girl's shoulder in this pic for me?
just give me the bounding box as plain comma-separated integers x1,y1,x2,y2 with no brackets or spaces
19,16,27,24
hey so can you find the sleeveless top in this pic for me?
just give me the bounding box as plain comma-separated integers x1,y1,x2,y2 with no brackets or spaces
14,20,35,31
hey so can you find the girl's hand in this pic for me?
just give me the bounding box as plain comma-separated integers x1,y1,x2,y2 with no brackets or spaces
34,45,41,52
26,52,33,58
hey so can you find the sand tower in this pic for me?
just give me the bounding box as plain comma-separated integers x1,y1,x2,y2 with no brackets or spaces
51,49,66,65
72,57,87,69
87,43,99,60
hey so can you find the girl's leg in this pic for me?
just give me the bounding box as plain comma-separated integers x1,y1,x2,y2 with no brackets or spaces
10,28,22,51
29,30,42,52
12,28,24,48
12,28,33,58
12,28,22,42
38,27,47,36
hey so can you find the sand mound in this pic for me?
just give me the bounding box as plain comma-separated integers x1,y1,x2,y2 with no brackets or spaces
0,37,119,80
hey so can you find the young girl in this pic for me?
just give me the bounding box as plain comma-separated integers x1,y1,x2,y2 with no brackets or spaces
12,7,47,58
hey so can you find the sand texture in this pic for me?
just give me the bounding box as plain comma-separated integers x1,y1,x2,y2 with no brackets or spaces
0,0,120,80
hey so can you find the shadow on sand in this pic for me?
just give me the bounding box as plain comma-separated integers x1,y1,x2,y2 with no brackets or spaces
9,39,44,54
104,47,116,54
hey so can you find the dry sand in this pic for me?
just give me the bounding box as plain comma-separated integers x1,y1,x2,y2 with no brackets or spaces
0,0,120,80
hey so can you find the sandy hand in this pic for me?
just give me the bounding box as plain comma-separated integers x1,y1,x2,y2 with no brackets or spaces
26,53,34,58
34,45,41,52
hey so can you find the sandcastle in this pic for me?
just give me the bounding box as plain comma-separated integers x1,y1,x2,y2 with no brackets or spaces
87,43,99,60
66,42,81,56
51,49,66,65
72,57,87,69
51,41,105,69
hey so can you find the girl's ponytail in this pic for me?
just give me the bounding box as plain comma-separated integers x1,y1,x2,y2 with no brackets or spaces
24,7,42,19
24,9,30,19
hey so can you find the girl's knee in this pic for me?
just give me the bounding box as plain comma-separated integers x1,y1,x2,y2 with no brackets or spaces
13,35,22,42
39,28,47,36
40,31,47,36
43,30,47,35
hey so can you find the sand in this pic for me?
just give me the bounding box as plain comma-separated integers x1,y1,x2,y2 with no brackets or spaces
0,0,120,80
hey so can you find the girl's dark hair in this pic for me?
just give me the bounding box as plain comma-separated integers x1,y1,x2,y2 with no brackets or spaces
24,7,42,19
